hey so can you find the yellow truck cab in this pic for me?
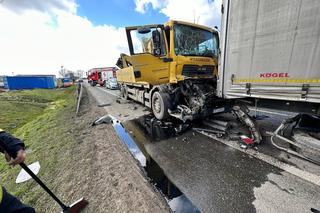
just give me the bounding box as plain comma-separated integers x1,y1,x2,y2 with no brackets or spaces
117,20,222,121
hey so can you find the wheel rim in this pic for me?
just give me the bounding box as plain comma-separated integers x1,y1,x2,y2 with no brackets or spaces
153,96,161,114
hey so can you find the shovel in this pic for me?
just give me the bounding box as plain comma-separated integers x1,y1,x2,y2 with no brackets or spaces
17,162,88,213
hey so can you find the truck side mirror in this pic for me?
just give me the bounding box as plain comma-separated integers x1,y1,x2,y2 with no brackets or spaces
152,30,162,56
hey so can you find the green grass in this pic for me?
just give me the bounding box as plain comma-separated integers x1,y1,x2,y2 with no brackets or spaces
0,87,77,208
0,87,74,133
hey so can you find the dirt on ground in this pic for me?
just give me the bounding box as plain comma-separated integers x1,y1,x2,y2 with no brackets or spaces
31,87,170,213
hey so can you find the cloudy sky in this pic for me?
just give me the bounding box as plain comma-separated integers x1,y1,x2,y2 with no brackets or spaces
0,0,221,76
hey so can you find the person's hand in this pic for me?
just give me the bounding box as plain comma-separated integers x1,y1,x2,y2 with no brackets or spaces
4,149,26,166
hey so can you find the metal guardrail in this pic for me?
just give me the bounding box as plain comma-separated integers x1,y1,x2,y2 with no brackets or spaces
76,82,83,115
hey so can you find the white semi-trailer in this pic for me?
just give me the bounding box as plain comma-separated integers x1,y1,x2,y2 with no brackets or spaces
219,0,320,163
219,0,320,111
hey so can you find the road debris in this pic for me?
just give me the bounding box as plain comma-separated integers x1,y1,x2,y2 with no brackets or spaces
271,113,320,165
98,103,111,107
240,135,254,146
232,105,262,144
91,115,112,126
203,120,228,132
116,99,130,104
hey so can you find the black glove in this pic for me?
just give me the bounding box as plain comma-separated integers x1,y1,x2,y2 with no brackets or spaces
0,131,25,158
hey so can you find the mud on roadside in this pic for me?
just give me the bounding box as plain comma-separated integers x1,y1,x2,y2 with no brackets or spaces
39,86,171,213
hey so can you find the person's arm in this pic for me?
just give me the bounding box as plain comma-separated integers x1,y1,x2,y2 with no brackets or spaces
0,129,26,165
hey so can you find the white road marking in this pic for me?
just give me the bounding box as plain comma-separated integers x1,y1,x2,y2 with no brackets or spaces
196,130,320,187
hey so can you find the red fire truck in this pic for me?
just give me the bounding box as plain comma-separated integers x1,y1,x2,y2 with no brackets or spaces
87,67,116,87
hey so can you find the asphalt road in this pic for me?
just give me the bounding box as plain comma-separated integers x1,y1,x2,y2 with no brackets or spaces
86,82,320,213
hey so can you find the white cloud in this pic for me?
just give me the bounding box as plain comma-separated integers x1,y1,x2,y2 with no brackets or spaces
134,0,167,13
1,0,77,14
134,0,222,28
0,3,128,76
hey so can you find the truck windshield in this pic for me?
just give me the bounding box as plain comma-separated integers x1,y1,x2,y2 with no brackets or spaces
174,24,218,57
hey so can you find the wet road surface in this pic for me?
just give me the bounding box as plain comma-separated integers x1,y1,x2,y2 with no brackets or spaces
124,120,320,213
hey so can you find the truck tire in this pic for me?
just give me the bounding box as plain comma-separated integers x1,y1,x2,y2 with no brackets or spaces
121,85,129,100
152,91,170,120
124,88,129,100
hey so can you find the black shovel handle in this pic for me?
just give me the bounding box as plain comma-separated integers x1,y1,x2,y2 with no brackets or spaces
19,162,69,211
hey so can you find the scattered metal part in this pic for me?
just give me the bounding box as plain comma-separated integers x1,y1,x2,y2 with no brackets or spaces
98,103,111,107
209,119,229,127
174,123,190,134
193,127,225,135
232,105,262,144
240,144,247,149
168,105,193,123
229,134,240,141
265,131,274,136
116,99,130,104
271,114,320,165
203,120,228,132
91,115,112,126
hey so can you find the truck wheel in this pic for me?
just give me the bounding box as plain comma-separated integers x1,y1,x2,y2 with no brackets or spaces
124,87,129,100
152,91,170,120
121,86,129,100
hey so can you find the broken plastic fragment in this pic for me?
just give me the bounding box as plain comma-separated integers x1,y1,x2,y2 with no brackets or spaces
240,135,254,145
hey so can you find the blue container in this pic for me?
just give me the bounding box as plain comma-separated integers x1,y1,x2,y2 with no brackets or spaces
62,78,71,83
4,75,56,90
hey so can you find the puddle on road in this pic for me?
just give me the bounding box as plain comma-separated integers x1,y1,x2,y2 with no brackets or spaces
112,118,200,213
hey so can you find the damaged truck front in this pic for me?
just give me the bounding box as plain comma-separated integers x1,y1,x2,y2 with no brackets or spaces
116,20,225,121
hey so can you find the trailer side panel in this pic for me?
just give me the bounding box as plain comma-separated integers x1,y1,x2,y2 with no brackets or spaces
219,0,320,103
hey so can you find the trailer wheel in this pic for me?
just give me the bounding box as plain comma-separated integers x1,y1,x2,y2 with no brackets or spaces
152,91,170,120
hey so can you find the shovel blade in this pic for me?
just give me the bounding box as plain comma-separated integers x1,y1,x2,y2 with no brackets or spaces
63,198,88,213
16,161,41,183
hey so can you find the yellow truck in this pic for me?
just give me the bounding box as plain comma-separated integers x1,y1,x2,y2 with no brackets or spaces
116,20,224,121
